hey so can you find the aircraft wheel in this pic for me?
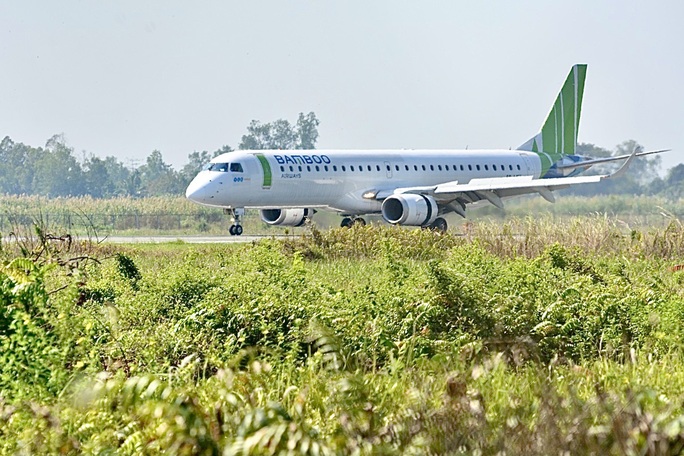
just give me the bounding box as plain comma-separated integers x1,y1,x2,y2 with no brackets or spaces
235,225,243,236
352,217,366,227
431,217,448,232
341,217,353,228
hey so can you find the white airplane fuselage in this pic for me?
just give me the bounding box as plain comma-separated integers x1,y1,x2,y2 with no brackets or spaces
185,65,662,234
185,149,543,215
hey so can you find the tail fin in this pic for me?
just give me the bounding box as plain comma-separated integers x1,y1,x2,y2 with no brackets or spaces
519,64,587,175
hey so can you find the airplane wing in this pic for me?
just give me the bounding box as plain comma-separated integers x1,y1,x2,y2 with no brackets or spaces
368,146,640,213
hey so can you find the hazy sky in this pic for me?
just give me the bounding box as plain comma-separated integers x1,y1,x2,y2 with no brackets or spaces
1,1,682,170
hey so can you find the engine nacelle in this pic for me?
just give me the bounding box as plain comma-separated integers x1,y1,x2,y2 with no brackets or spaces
260,208,311,227
381,194,438,226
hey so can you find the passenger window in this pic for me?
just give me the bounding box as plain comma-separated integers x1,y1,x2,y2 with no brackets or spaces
324,165,329,171
405,165,409,171
386,165,391,171
395,165,400,171
517,164,521,170
333,165,338,171
476,165,480,171
430,165,434,171
280,166,285,172
484,165,488,171
445,165,449,171
509,165,513,170
414,165,418,171
342,166,346,172
376,165,381,171
359,166,363,172
468,165,472,171
315,165,320,171
422,165,426,171
350,166,355,171
298,166,302,172
492,165,497,171
307,165,311,172
438,165,442,171
289,166,294,172
460,165,464,171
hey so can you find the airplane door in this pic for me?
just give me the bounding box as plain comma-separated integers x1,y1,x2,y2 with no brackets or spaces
384,161,392,179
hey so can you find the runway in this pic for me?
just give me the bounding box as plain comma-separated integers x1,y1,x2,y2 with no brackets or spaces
98,235,288,244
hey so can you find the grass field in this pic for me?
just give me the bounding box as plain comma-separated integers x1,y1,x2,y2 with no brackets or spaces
3,217,684,453
0,194,682,237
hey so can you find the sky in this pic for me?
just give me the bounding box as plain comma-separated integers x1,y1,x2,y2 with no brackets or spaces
1,1,683,171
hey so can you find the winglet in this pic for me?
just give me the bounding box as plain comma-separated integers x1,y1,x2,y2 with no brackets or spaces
606,146,640,179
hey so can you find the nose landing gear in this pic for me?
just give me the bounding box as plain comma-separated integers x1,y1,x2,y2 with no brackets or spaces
225,208,245,236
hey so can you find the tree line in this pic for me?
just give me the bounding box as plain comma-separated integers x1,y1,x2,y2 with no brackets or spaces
0,112,320,198
1,111,681,199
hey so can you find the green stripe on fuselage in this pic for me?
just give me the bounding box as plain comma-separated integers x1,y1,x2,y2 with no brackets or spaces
254,153,272,188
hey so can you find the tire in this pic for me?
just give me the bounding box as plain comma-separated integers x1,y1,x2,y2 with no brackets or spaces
432,217,448,232
341,217,352,228
235,225,243,236
229,225,236,236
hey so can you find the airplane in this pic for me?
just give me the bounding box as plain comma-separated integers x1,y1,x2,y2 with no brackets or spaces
186,64,667,235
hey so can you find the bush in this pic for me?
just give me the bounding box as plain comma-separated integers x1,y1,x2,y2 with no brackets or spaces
4,222,684,453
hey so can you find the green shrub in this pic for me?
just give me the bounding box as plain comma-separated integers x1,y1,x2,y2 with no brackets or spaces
4,222,684,453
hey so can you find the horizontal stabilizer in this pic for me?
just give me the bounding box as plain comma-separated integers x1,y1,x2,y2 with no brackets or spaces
556,148,670,171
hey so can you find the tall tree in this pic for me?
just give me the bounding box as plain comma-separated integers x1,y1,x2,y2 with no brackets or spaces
295,112,320,149
0,136,36,194
238,112,319,150
32,135,84,197
82,155,113,198
139,150,184,196
651,163,684,199
181,150,212,186
616,140,662,185
103,156,132,196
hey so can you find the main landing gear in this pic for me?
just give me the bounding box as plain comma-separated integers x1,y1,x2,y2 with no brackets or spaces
225,208,245,236
340,216,366,228
424,217,448,233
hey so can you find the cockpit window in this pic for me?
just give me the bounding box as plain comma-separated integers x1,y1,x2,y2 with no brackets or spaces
230,163,243,172
208,163,229,172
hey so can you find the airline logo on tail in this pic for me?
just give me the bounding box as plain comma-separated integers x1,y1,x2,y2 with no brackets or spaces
519,64,587,176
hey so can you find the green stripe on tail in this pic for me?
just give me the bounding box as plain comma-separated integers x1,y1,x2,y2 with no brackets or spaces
519,64,587,175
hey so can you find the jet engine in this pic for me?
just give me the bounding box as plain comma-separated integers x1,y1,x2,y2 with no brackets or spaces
260,208,311,227
381,194,438,226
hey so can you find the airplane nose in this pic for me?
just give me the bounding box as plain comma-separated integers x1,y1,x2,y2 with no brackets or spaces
185,177,214,203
